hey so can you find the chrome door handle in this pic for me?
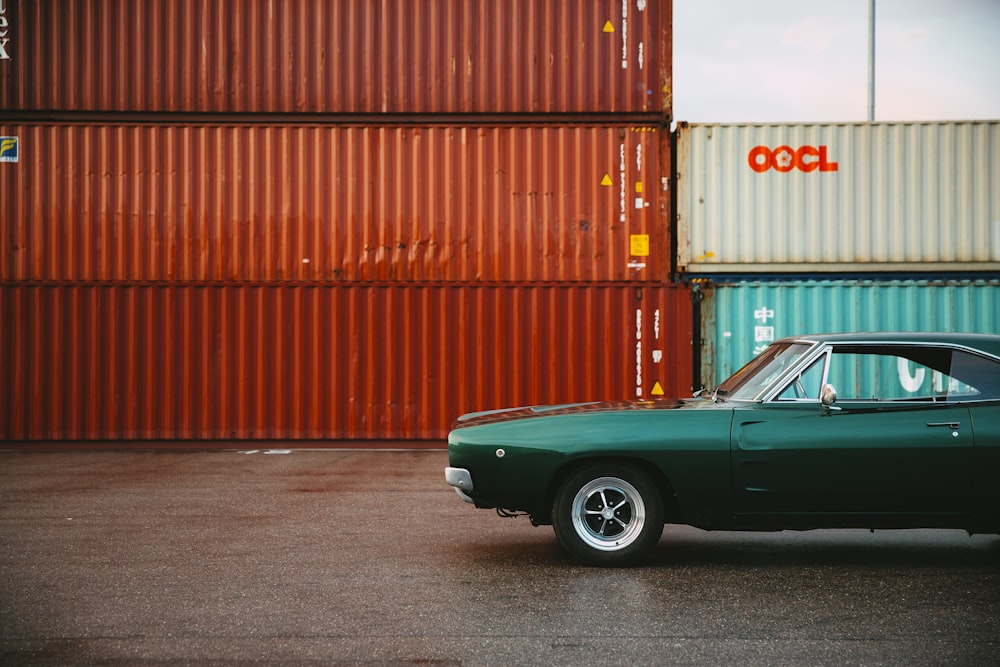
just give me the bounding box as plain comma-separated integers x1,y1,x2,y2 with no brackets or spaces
926,422,960,429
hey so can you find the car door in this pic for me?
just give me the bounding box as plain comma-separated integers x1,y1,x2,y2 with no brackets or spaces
733,402,972,517
970,399,1000,528
732,344,975,519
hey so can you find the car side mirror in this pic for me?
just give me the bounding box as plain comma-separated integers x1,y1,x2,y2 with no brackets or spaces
820,383,838,407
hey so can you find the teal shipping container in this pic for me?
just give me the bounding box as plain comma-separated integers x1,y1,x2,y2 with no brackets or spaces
697,279,1000,391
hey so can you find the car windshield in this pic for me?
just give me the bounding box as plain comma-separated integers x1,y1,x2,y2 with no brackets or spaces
715,341,815,401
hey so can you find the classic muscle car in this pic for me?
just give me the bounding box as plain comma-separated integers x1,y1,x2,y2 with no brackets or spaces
445,333,1000,566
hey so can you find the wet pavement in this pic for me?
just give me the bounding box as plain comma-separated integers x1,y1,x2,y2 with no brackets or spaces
1,449,999,665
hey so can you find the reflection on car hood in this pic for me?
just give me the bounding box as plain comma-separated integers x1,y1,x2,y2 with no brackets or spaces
452,398,697,428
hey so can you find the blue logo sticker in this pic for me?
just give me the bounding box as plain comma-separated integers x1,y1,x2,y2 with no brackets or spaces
0,137,18,162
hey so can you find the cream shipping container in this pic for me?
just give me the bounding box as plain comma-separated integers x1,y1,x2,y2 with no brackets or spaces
675,121,1000,274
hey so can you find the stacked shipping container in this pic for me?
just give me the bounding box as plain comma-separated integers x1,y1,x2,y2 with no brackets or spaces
2,0,670,115
1,0,688,445
674,121,1000,391
697,279,1000,388
1,123,671,283
1,283,691,441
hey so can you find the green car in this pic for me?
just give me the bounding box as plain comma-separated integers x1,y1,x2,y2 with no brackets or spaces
445,333,1000,566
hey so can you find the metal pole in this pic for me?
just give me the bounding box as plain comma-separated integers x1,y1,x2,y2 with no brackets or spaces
867,0,876,121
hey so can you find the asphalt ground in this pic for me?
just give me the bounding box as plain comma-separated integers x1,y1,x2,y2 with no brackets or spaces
1,449,999,666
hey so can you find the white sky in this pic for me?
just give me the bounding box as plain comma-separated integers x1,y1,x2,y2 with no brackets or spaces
672,0,1000,123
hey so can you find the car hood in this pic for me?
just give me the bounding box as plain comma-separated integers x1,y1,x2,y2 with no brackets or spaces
452,397,709,428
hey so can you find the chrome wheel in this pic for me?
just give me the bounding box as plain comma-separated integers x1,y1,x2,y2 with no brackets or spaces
552,463,664,566
571,477,646,551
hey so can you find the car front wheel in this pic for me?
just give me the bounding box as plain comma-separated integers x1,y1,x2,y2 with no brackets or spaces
552,463,664,566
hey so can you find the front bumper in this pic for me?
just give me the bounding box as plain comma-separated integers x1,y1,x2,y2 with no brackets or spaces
445,467,475,504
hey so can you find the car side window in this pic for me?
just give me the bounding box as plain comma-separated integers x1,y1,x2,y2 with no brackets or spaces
823,345,1000,402
947,350,1000,400
827,349,941,401
775,356,826,401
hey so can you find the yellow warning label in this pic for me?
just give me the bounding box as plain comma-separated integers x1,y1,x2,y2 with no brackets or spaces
635,182,644,193
651,381,664,396
600,173,613,186
630,234,650,257
602,20,615,33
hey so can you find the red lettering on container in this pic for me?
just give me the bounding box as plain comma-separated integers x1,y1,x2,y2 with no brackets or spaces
748,145,771,173
747,145,838,173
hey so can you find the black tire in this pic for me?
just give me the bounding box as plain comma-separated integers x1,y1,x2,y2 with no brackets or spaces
551,462,664,567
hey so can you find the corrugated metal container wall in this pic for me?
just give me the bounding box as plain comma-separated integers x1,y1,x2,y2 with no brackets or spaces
698,279,1000,389
1,123,668,283
0,0,671,115
0,284,694,442
676,122,1000,274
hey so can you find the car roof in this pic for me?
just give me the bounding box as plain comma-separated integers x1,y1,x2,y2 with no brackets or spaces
778,332,1000,359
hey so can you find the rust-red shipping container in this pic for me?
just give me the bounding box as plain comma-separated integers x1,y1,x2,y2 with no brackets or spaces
0,0,671,116
1,122,670,283
0,283,694,443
